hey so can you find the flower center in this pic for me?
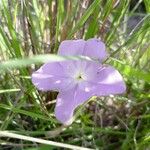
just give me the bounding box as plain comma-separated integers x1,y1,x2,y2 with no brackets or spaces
73,71,87,82
74,72,85,82
76,75,83,80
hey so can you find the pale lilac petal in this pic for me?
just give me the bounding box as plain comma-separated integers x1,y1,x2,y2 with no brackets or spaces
58,40,86,56
32,73,73,92
55,86,93,125
84,38,107,61
59,60,79,77
78,81,96,94
32,62,74,92
91,66,126,96
79,61,102,81
60,60,101,80
58,38,107,61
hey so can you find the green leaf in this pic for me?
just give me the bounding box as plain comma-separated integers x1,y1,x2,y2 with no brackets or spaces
144,0,150,13
68,0,101,38
2,0,22,58
110,58,150,83
0,103,55,122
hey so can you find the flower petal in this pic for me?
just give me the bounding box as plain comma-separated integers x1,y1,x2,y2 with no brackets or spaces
32,62,73,92
60,60,101,79
59,60,79,77
55,86,93,125
79,60,102,81
83,38,107,61
92,66,126,96
58,40,86,56
58,38,107,61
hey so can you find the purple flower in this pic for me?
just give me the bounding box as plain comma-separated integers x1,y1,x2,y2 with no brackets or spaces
32,38,126,125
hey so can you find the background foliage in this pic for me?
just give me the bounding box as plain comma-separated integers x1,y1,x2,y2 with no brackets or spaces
0,0,150,149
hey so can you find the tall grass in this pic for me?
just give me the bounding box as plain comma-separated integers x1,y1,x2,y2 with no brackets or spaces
0,0,150,149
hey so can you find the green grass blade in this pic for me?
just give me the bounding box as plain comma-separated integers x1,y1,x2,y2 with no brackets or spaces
0,103,55,122
110,58,150,83
0,89,21,94
68,0,101,38
0,54,91,71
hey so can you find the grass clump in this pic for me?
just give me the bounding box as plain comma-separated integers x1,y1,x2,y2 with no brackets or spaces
0,0,150,149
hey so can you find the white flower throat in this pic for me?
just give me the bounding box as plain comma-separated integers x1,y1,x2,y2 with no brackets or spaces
74,71,87,82
76,74,83,80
